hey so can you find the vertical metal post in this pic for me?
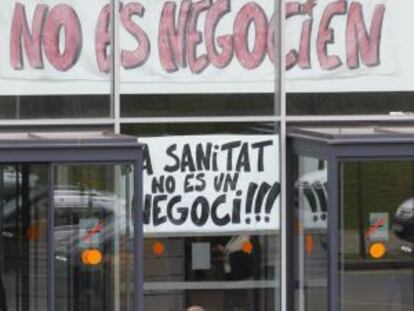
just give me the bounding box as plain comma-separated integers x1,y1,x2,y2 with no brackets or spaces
47,164,55,311
15,165,21,311
134,151,143,311
327,157,339,311
286,143,292,311
0,166,3,270
111,0,121,134
279,0,287,308
114,165,121,311
285,145,296,311
22,165,30,311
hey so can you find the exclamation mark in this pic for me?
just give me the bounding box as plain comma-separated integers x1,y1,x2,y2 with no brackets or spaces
245,183,258,224
264,182,281,223
254,183,271,222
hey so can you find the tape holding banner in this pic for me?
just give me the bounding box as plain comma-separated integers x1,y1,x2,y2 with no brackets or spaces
141,135,280,234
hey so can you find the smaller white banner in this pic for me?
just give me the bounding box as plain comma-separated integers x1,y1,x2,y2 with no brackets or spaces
141,135,280,234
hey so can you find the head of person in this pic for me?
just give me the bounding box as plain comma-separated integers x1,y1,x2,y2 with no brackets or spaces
186,306,205,311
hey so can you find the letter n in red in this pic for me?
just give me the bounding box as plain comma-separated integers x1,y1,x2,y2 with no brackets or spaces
346,3,385,69
158,0,191,72
10,3,48,70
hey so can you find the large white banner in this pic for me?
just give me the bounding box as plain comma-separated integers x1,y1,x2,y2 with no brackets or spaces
0,0,393,92
141,135,280,234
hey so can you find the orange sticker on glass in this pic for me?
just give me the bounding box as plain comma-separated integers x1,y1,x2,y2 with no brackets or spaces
81,249,103,265
305,234,314,256
153,241,165,256
369,242,386,259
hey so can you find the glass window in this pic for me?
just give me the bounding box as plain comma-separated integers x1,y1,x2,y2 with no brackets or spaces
120,0,280,118
122,122,276,137
340,161,414,311
0,95,110,120
123,123,280,311
54,164,135,311
294,156,328,311
0,164,49,311
287,92,414,116
144,235,279,311
121,94,274,118
0,1,112,119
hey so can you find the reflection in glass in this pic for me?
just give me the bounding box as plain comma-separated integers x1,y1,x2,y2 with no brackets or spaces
341,161,414,311
0,165,49,311
54,165,134,311
144,234,279,311
287,92,414,116
121,94,275,118
294,157,328,311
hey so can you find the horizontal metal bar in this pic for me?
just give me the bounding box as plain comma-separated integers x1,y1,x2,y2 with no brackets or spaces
0,115,414,126
285,114,414,122
144,279,327,292
144,229,279,238
0,118,115,126
144,281,280,291
0,147,141,163
1,114,413,127
119,116,281,124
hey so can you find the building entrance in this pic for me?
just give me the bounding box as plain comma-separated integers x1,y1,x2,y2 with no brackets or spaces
288,126,414,311
0,132,142,311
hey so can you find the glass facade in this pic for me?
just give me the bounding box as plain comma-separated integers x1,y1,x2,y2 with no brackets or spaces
1,1,414,311
0,1,282,311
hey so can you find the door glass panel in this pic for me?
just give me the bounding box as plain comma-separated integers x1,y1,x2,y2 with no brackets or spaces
0,164,49,311
294,156,328,311
341,161,414,311
54,164,134,311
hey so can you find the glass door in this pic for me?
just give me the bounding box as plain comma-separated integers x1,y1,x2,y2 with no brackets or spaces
0,163,136,311
0,164,49,311
53,164,135,311
340,160,414,311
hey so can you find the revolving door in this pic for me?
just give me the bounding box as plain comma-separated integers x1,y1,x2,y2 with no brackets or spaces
0,132,143,311
288,126,414,311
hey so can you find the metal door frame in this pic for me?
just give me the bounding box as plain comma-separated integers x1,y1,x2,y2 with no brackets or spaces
0,137,143,311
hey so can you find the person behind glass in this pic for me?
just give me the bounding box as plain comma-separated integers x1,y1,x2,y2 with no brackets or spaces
186,306,205,311
214,234,257,280
213,235,259,311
